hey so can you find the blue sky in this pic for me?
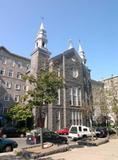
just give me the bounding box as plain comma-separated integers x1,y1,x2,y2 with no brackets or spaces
0,0,118,80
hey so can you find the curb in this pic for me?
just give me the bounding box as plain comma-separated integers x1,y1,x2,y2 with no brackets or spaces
77,137,109,146
19,145,69,160
32,145,69,159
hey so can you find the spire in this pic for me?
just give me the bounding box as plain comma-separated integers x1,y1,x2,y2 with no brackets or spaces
78,41,86,64
40,22,45,30
78,42,83,52
35,21,48,49
68,39,73,49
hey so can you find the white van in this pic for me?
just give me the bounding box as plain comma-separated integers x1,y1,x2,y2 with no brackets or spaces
68,125,93,140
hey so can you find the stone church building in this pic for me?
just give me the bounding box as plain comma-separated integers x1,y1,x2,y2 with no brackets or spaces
0,22,93,131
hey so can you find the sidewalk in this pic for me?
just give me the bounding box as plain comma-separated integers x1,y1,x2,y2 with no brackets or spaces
45,139,118,160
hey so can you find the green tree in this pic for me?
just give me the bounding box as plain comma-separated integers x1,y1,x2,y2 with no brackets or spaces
23,69,63,148
8,103,32,122
7,103,33,131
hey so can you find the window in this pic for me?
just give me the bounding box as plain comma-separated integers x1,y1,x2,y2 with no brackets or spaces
14,95,20,102
78,89,82,106
15,84,21,91
16,72,22,79
70,87,79,106
79,126,82,131
4,95,10,101
70,88,73,105
3,108,8,113
6,82,12,89
73,87,78,106
57,89,61,105
0,69,5,76
72,67,78,78
17,61,22,68
8,70,13,77
70,127,77,134
83,128,88,132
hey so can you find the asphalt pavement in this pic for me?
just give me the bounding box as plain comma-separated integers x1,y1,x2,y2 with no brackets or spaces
8,137,29,148
8,136,76,149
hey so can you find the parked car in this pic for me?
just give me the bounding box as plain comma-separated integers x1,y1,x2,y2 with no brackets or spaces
55,128,69,135
0,127,26,138
68,125,95,140
95,127,116,138
95,127,108,138
0,138,18,152
26,130,68,145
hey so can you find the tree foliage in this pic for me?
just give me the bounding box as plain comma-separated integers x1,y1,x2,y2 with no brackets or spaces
23,70,63,107
8,103,32,122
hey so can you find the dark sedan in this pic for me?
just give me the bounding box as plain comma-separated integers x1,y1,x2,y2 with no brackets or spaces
95,127,108,138
0,127,26,138
0,138,18,152
26,131,68,145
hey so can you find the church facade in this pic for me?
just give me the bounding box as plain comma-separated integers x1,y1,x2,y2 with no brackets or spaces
29,22,93,131
0,22,93,130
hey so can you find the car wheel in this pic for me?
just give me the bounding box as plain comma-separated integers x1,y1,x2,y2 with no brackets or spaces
62,139,67,144
65,140,68,144
4,145,13,152
2,134,7,138
82,135,87,139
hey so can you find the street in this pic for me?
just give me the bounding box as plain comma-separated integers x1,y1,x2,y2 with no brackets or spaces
8,137,29,148
8,136,76,148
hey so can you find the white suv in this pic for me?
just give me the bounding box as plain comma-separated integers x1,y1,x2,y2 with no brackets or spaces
68,125,94,140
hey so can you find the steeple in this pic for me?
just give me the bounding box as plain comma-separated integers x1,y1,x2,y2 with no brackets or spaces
35,21,48,49
78,42,86,64
68,39,73,49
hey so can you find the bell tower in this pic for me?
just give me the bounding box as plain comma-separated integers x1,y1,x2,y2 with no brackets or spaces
31,21,51,76
35,22,48,49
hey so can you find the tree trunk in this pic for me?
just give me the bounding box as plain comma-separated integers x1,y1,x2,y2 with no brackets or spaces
90,117,94,141
39,106,44,149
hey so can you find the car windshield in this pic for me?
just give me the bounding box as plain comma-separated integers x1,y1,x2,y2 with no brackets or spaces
52,132,59,137
70,127,77,133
